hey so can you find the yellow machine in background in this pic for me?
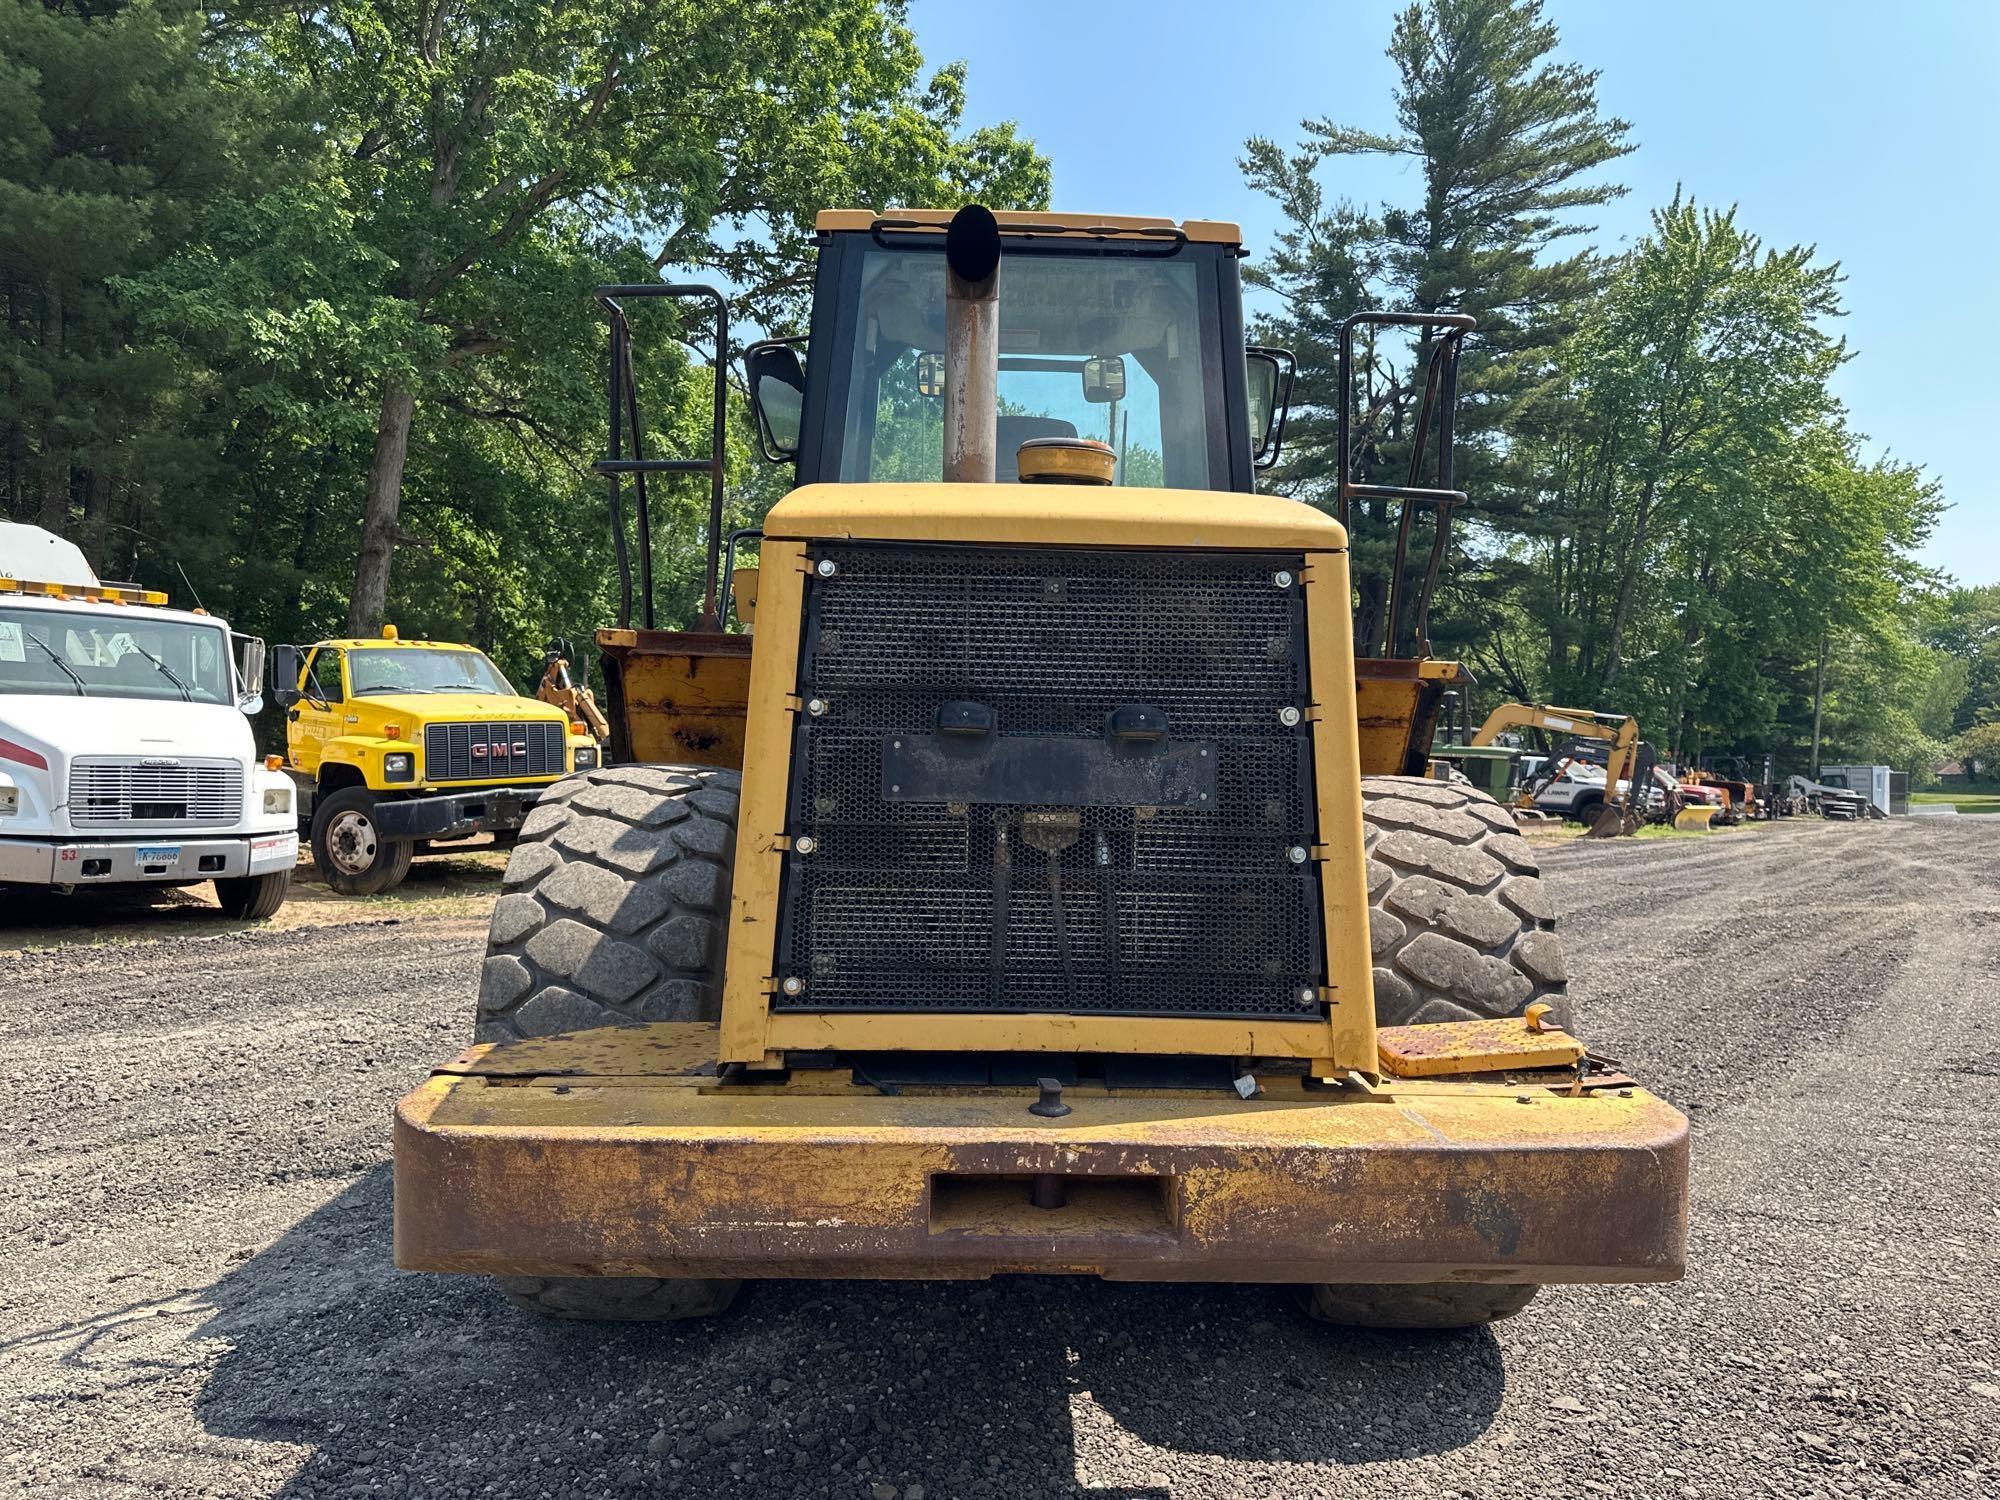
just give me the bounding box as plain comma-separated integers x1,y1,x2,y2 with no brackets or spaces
270,630,597,894
1467,701,1647,836
394,207,1687,1330
534,639,611,746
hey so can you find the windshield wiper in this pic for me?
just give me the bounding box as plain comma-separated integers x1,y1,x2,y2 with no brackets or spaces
123,641,192,702
25,634,89,696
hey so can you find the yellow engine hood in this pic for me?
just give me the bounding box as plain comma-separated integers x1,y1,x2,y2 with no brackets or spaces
762,482,1348,552
363,694,567,722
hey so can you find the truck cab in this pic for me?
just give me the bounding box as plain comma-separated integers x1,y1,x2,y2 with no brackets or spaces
271,629,598,895
0,522,296,918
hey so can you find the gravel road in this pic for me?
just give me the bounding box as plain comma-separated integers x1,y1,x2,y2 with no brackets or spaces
3,818,1996,1499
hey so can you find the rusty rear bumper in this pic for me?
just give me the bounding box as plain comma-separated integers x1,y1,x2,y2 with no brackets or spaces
393,1025,1687,1284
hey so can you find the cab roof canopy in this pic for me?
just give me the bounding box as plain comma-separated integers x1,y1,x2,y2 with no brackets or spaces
814,209,1242,246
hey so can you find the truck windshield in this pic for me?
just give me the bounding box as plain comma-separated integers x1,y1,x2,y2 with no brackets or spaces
836,245,1218,488
0,606,231,704
348,647,515,697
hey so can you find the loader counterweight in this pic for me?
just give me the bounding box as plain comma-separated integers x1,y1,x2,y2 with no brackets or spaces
396,1024,1687,1286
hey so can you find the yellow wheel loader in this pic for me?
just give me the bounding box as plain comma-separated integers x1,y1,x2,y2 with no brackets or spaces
393,207,1687,1329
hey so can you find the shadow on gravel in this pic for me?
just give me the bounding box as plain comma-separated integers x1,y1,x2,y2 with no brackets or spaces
194,1168,1505,1498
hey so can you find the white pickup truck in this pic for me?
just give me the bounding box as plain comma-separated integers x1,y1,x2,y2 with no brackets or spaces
0,523,297,917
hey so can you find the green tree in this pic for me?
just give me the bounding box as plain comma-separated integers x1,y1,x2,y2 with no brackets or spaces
1923,584,2000,732
1242,0,1631,653
218,0,1047,634
1953,719,2000,780
0,0,246,553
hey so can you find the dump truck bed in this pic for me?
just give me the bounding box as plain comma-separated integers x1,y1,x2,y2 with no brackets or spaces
395,1023,1686,1285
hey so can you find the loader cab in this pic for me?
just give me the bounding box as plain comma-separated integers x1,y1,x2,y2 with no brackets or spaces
747,213,1290,495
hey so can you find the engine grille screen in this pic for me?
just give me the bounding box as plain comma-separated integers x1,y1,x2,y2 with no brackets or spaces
68,758,243,827
772,543,1324,1020
424,721,564,781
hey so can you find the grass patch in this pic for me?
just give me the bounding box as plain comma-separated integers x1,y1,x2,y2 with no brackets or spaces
1911,790,2000,814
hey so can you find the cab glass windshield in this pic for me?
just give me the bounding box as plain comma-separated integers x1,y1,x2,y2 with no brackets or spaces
837,246,1217,488
0,606,231,703
347,647,514,697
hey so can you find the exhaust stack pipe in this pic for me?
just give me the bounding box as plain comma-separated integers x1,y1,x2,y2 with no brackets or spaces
943,205,1002,483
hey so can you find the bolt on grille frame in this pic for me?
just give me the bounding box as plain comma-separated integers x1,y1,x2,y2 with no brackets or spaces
769,542,1325,1021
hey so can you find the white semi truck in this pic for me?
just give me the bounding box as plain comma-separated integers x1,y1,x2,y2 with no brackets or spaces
0,523,297,917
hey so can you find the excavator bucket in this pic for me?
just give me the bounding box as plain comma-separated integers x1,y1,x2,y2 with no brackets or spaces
1587,803,1640,838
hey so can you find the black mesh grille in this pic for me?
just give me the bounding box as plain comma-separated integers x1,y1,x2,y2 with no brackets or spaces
772,543,1324,1019
423,721,564,781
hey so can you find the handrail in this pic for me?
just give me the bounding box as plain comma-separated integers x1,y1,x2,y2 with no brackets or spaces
1336,310,1476,659
594,283,730,632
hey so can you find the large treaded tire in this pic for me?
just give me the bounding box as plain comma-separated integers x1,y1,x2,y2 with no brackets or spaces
1301,1282,1537,1330
214,869,290,920
474,764,739,1042
475,763,742,1323
1362,775,1571,1029
498,1275,741,1322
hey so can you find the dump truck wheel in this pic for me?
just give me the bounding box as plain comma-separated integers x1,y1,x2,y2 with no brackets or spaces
474,764,739,1042
1362,775,1571,1029
310,787,414,896
1299,1282,1538,1330
496,1275,741,1322
477,764,742,1321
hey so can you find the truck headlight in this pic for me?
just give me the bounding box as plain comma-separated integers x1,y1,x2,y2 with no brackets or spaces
573,746,599,770
0,786,16,817
262,786,291,815
383,752,415,783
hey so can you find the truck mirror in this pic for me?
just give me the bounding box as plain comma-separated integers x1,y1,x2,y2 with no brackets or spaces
1246,347,1295,469
745,341,806,461
234,634,267,713
915,351,944,398
1081,355,1126,404
270,643,303,709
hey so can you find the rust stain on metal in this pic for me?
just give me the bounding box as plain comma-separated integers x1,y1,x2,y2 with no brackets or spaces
393,1022,1688,1285
1377,1015,1588,1078
602,631,752,771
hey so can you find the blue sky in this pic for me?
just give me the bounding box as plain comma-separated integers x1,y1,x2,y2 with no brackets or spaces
908,0,2000,586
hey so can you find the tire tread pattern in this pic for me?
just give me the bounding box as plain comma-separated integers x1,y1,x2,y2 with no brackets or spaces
1301,1281,1537,1329
499,1276,740,1322
1362,775,1571,1028
475,765,740,1042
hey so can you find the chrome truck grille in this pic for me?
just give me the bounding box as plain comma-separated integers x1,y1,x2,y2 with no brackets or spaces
771,542,1324,1019
423,721,564,781
68,758,244,827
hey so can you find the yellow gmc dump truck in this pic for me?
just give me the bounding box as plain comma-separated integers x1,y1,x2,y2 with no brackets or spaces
270,630,599,895
393,207,1688,1329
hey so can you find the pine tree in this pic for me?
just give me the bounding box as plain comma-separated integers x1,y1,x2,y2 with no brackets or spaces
0,0,242,560
1242,0,1631,656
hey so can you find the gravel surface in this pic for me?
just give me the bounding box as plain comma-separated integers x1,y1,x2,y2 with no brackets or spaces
3,818,1996,1498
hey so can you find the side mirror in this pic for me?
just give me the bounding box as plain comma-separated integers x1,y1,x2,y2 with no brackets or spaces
233,634,266,713
915,351,944,398
1082,355,1126,404
1245,347,1296,470
745,340,806,461
269,643,303,709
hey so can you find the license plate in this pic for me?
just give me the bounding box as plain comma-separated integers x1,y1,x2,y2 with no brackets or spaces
135,845,181,863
